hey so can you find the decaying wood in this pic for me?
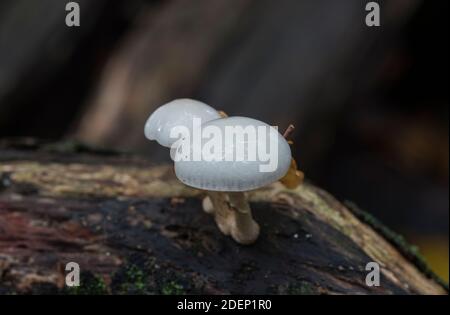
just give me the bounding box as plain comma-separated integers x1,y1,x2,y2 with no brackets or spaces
0,139,446,294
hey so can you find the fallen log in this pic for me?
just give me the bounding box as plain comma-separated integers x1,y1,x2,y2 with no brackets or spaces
0,139,446,294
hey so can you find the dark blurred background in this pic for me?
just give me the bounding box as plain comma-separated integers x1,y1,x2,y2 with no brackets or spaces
0,0,448,281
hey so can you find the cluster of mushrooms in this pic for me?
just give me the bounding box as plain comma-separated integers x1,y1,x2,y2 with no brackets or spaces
144,99,303,245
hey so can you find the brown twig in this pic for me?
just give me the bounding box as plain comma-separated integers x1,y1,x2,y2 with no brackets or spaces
283,124,295,139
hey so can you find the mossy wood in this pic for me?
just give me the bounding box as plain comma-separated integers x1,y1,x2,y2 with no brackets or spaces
0,139,446,294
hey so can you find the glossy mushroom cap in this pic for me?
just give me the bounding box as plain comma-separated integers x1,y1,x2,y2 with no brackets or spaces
144,98,221,147
174,117,292,191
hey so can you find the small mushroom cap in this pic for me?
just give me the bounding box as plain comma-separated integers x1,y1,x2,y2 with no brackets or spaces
174,117,292,192
144,98,221,148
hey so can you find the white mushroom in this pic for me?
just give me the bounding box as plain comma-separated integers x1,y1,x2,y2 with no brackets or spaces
174,117,291,191
174,117,292,244
144,98,221,147
144,101,294,245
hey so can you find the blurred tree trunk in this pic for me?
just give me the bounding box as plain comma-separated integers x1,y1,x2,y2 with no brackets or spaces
74,0,253,152
73,0,420,159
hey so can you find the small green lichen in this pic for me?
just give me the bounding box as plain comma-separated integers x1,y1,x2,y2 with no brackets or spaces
161,281,184,295
287,281,316,295
111,256,193,295
66,272,108,295
118,264,149,294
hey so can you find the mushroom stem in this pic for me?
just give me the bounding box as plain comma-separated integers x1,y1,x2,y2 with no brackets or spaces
203,191,235,236
227,192,260,245
202,191,260,244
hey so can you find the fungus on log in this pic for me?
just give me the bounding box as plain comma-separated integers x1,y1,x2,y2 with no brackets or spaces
0,139,446,294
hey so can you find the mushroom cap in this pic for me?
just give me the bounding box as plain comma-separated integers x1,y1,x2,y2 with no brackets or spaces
174,116,292,191
144,98,221,148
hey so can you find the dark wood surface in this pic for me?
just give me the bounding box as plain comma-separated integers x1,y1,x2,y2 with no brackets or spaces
0,139,446,294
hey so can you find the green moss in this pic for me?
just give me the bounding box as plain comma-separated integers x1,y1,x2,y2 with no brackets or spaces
66,272,108,295
345,201,448,290
111,256,189,294
118,264,149,294
287,281,316,295
161,281,184,295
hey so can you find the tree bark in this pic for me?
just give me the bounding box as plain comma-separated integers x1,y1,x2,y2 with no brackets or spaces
0,139,446,294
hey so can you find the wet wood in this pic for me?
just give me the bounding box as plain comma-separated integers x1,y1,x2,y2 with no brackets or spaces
0,139,446,294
